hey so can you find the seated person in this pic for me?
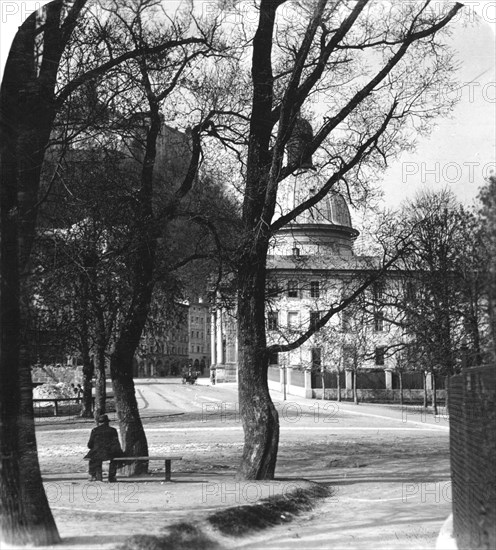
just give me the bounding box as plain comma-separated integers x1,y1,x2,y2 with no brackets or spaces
84,415,124,482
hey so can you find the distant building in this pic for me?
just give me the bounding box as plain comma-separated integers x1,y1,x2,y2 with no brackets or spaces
134,302,189,377
134,299,213,378
188,299,211,373
210,118,414,398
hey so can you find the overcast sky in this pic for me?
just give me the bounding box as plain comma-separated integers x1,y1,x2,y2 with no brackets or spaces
1,1,495,209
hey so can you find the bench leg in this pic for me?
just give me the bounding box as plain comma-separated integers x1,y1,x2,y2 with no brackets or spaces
165,460,171,482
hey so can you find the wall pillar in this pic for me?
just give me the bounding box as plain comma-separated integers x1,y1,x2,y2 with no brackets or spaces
385,370,393,390
216,308,223,365
345,370,353,390
210,311,216,366
304,369,312,398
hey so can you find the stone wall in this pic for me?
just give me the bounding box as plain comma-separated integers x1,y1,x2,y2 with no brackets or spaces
449,366,496,550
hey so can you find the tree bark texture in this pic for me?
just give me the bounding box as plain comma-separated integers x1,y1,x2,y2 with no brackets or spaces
111,341,149,475
80,353,94,418
94,345,107,419
237,248,279,480
0,8,62,545
353,371,359,405
432,374,438,416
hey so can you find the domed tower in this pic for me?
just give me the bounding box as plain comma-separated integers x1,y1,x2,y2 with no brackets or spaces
286,115,315,171
271,173,359,258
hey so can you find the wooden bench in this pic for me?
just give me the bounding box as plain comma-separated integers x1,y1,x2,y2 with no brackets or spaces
112,456,183,481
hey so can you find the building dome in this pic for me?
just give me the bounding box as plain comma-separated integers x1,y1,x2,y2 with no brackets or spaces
303,192,353,227
271,178,359,258
286,115,315,171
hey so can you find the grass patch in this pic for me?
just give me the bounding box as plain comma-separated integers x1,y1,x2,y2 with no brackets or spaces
116,522,219,550
207,484,331,537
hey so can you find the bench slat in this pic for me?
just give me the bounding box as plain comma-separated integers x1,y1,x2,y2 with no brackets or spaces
116,456,182,461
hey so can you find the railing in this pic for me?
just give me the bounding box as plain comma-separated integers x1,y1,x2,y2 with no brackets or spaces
33,395,115,418
34,397,88,417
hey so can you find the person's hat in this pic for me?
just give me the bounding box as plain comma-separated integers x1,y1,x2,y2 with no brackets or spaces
97,414,109,423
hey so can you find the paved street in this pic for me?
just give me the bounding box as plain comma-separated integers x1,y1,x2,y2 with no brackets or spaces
33,378,452,550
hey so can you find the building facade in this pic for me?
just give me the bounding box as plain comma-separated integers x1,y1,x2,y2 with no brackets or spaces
210,169,424,399
188,299,211,373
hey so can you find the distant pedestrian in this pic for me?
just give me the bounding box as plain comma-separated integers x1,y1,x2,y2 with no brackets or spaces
210,366,216,385
84,415,123,482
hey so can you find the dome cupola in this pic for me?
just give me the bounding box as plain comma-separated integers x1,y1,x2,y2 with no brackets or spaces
271,175,359,258
286,115,315,171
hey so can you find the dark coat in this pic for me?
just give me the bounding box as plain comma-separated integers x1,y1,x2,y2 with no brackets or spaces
85,423,123,461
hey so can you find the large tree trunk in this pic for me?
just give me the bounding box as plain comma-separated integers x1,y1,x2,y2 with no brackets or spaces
1,134,58,546
80,353,94,418
0,10,61,545
399,371,404,406
236,247,279,480
94,345,106,418
432,373,438,416
111,340,148,475
78,276,94,417
108,103,162,474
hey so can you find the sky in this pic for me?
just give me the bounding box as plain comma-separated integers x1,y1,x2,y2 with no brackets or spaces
1,0,495,209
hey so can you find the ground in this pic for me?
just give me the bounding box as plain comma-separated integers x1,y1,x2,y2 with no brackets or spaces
9,379,452,549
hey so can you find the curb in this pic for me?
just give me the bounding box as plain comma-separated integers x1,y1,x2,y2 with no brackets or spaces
436,514,458,550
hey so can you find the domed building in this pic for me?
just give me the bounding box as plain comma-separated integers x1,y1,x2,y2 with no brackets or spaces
210,119,423,403
211,171,400,397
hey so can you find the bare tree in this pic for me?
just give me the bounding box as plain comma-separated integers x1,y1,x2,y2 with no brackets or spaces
477,175,496,362
0,0,220,542
221,0,463,479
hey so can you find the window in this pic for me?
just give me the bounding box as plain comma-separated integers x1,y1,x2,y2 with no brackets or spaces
267,311,278,331
343,345,355,368
287,280,299,298
341,310,352,332
269,351,279,365
309,311,321,331
406,281,416,302
288,312,299,328
311,348,322,369
310,281,320,298
373,281,384,302
375,346,385,366
267,279,281,298
374,311,384,332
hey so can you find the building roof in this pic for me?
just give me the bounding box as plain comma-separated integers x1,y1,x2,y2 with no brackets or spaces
267,254,381,272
